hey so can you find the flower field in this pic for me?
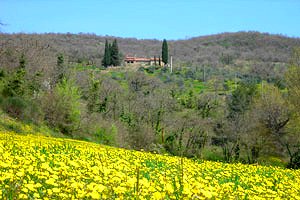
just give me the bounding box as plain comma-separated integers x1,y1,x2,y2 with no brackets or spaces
1,131,300,199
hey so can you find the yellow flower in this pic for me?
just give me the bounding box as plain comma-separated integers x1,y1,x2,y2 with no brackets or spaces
33,192,40,198
90,190,100,199
25,183,35,191
52,187,60,193
1,131,300,199
21,187,29,193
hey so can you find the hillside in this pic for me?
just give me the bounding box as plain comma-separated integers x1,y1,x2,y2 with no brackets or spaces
1,31,300,169
1,130,300,199
1,32,300,75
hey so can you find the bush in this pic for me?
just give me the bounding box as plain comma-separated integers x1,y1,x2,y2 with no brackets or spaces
287,148,300,169
145,65,158,74
2,96,27,119
94,124,117,145
258,156,286,168
41,78,81,135
201,147,224,162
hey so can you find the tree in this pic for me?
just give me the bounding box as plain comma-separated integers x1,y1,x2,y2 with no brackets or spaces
158,56,161,66
110,39,120,66
285,47,300,168
57,53,64,67
52,53,67,86
162,39,168,65
42,78,81,135
2,54,26,97
286,47,300,114
227,81,257,119
243,84,290,162
87,73,101,113
102,40,111,67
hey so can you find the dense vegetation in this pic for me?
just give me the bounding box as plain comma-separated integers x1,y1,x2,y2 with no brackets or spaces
1,32,300,169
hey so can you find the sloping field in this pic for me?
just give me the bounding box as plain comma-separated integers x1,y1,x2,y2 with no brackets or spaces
0,131,300,199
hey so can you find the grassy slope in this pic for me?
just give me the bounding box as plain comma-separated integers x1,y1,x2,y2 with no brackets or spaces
1,128,300,199
0,111,64,138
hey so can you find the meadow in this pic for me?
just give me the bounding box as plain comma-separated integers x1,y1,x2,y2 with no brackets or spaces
1,131,300,199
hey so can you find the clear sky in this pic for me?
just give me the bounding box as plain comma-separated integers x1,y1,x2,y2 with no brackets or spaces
1,0,300,40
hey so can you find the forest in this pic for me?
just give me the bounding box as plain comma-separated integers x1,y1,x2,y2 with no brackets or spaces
1,31,300,169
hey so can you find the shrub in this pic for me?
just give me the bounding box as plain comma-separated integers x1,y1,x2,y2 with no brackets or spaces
287,147,300,169
41,78,81,135
2,96,27,119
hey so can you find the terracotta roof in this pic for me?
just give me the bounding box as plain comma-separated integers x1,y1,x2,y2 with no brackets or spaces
125,56,159,62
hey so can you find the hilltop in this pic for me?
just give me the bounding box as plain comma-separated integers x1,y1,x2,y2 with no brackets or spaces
1,31,300,73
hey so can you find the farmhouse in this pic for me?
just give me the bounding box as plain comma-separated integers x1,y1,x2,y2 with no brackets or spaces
124,55,164,66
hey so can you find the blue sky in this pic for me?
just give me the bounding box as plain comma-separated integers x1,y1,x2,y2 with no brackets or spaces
1,0,300,39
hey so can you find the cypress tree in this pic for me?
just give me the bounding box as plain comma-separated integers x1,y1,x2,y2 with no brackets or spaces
102,40,111,67
57,53,64,67
110,39,120,66
111,39,121,66
52,53,67,85
108,43,112,65
162,39,168,65
56,53,65,83
158,56,161,66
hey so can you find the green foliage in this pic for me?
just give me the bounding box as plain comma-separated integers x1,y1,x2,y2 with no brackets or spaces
27,72,43,96
53,53,67,85
2,67,26,98
57,53,64,67
145,65,159,74
102,39,121,67
287,147,300,169
42,78,81,135
227,81,257,118
102,40,111,67
87,73,101,113
286,47,300,114
2,96,27,119
111,39,121,66
201,147,224,162
19,53,26,69
94,124,117,145
162,39,168,64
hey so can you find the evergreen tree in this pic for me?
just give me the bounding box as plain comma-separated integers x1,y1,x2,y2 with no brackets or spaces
57,53,64,67
102,40,111,67
19,53,26,69
158,56,161,66
87,73,101,113
110,39,120,66
52,53,66,85
2,54,26,97
162,39,168,65
56,53,65,83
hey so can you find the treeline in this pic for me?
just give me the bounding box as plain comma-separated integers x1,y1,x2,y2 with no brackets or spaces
1,45,300,168
1,32,300,76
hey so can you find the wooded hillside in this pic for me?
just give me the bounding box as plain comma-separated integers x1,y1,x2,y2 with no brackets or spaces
1,31,299,73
